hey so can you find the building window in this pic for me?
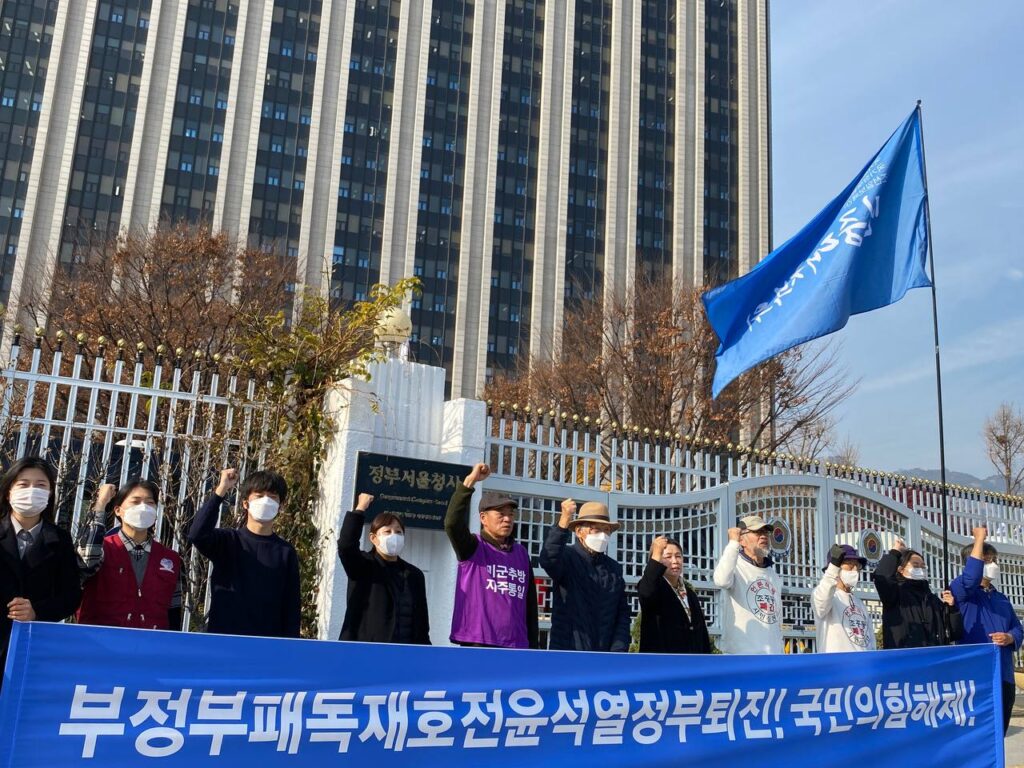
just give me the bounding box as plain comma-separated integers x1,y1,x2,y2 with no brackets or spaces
180,161,193,171
207,165,219,176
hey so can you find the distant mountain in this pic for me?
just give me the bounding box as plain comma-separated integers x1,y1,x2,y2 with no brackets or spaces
898,468,1007,494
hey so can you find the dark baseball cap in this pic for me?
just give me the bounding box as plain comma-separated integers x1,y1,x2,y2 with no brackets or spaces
479,492,518,513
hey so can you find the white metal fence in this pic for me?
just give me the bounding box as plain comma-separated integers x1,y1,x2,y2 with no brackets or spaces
485,407,1024,652
0,334,269,629
3,339,1024,652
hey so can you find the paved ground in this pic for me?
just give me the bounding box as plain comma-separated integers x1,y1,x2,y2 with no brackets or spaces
1005,697,1024,766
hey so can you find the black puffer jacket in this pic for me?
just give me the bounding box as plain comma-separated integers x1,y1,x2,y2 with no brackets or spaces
539,525,630,652
872,549,963,649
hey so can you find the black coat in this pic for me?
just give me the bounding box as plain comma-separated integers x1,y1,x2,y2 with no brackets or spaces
637,559,712,654
0,516,82,671
872,549,963,649
539,525,631,652
337,510,430,644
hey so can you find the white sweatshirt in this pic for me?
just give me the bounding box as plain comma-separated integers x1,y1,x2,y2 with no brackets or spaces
712,541,784,654
812,564,876,653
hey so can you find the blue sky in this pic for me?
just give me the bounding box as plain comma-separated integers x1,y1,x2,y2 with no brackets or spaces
769,1,1024,477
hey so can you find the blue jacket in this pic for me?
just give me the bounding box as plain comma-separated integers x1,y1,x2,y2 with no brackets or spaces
539,525,631,652
949,556,1023,683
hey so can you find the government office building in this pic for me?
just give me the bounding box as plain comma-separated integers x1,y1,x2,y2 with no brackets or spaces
0,0,770,397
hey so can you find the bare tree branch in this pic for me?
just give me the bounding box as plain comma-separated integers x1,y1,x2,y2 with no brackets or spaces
484,274,857,451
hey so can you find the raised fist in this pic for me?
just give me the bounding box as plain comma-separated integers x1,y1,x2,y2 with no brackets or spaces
727,527,741,543
464,463,491,487
559,499,577,527
828,544,847,567
216,468,239,497
94,483,117,510
972,526,988,543
893,536,907,553
651,535,669,559
356,493,375,512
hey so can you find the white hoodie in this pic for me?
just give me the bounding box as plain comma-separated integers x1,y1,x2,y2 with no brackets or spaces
812,564,876,653
712,540,784,654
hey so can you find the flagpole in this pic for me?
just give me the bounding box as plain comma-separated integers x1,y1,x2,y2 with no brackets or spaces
915,100,951,585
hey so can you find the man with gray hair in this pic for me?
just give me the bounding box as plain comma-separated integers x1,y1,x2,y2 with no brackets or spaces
712,515,784,654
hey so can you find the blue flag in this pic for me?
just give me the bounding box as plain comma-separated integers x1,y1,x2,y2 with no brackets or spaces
703,109,931,397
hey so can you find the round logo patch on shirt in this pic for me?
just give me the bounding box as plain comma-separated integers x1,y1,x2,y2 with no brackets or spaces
745,577,779,624
841,601,870,648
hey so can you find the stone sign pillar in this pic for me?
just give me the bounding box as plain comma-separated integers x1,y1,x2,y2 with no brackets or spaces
314,358,486,642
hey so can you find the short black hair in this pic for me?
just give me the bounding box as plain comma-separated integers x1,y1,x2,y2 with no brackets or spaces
239,470,288,504
898,549,924,571
108,479,160,514
370,511,405,535
961,542,998,564
0,456,58,523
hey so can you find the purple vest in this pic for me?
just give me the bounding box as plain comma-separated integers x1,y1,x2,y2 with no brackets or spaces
450,535,531,648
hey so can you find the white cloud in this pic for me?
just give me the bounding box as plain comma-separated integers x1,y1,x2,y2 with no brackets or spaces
858,314,1024,394
1008,268,1024,282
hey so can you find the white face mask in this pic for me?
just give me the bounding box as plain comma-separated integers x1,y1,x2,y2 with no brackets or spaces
839,569,860,588
584,532,610,554
376,532,405,557
984,562,1000,584
9,487,49,517
248,497,280,522
122,503,157,530
906,567,928,581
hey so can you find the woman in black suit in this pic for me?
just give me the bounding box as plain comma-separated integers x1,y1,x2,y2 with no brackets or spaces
337,493,430,644
638,535,711,654
0,456,82,673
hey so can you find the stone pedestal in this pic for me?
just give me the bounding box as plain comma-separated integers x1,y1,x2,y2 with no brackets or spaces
314,359,486,642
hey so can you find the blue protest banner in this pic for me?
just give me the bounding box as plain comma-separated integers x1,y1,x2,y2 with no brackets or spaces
0,622,1003,766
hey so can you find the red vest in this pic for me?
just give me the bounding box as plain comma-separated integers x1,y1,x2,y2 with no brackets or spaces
77,534,181,630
